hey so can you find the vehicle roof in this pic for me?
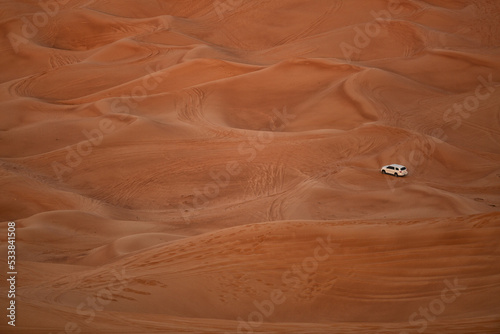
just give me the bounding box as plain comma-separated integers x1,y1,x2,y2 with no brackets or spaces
385,164,406,168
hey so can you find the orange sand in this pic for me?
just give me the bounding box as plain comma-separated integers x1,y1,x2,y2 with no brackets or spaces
1,0,499,333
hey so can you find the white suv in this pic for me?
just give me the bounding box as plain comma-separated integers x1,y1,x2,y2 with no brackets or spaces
381,164,408,177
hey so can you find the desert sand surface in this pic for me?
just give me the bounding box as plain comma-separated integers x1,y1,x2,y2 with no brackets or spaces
1,0,500,333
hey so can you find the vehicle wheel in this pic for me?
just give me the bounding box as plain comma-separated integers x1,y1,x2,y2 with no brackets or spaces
382,170,386,174
394,173,399,177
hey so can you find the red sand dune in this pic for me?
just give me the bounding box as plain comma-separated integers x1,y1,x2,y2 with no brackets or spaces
1,0,499,333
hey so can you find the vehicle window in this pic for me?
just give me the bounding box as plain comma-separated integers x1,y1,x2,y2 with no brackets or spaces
388,166,394,170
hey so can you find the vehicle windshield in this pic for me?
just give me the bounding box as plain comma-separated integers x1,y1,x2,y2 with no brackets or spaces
401,167,406,170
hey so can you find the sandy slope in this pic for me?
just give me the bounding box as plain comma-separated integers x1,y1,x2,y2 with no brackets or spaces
1,0,499,333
